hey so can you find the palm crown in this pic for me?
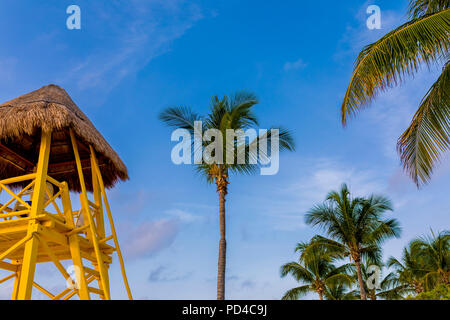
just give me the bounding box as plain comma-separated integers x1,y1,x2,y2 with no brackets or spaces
159,91,294,300
160,91,294,184
281,241,353,300
304,184,401,299
410,230,450,288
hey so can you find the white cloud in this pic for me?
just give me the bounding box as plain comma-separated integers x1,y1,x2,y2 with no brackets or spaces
147,265,192,282
258,158,387,232
283,58,307,71
165,208,201,223
123,219,179,258
286,158,385,210
60,1,204,95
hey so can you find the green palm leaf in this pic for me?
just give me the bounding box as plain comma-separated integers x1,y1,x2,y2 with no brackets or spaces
342,9,450,124
397,61,450,185
281,285,311,300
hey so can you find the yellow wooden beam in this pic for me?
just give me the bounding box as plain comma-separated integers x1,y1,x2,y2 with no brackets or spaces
61,181,90,300
88,286,104,296
0,273,16,285
90,145,133,300
11,268,20,300
0,180,35,213
33,282,55,299
0,261,18,272
0,233,33,261
16,130,52,300
70,129,111,300
0,174,36,186
90,154,105,239
0,183,31,210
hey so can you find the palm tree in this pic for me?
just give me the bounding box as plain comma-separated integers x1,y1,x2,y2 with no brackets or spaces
160,92,294,300
410,230,450,289
387,242,429,295
281,241,354,300
304,184,401,300
341,1,450,186
388,230,449,298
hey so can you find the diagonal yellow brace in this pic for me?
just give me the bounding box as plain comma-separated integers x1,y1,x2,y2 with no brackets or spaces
33,282,55,299
0,273,16,285
0,183,32,210
0,180,35,213
91,145,133,300
70,129,111,300
0,234,33,261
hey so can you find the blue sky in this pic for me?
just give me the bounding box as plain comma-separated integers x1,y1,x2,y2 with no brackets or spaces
0,0,449,299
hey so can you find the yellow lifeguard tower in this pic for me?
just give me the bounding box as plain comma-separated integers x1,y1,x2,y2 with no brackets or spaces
0,84,132,300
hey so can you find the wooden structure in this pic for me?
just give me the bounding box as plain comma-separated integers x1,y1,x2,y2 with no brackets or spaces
0,85,132,300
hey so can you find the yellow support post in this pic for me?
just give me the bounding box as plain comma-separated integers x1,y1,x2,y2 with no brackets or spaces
61,181,90,300
16,130,52,300
11,267,21,300
91,154,105,239
69,129,111,300
90,145,133,300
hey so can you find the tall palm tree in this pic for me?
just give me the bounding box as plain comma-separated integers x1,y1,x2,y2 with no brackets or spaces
341,1,450,186
160,92,294,300
280,241,354,300
304,184,401,300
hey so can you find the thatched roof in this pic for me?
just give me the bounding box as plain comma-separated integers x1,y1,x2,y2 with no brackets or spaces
0,84,128,192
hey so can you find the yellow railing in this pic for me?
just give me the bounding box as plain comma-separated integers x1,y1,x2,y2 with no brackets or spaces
0,174,69,224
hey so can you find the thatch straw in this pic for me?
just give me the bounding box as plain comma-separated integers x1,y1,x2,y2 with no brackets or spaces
0,84,128,192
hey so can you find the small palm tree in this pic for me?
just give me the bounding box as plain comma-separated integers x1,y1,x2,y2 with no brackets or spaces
410,230,450,289
389,230,449,298
304,184,401,300
387,242,429,295
341,1,450,186
160,92,294,300
281,241,354,300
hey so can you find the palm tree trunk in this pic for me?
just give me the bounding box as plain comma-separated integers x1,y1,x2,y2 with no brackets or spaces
318,291,323,300
217,188,227,300
355,260,367,300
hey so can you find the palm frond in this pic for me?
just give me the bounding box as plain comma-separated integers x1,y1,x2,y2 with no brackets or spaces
280,262,315,283
366,218,402,245
325,273,355,288
159,106,201,132
281,285,311,300
409,0,450,18
397,61,450,186
341,9,450,125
